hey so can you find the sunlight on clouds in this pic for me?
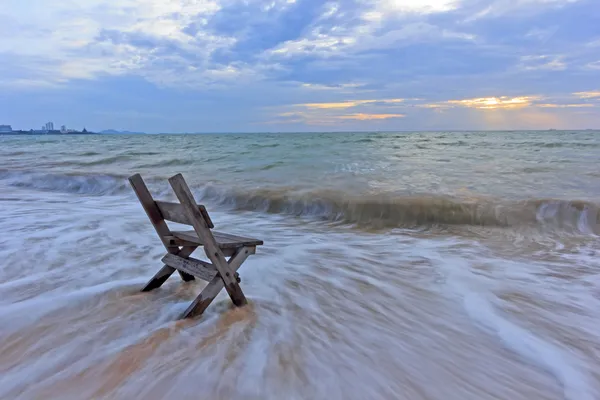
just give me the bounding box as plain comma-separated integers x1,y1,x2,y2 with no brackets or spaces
275,97,407,125
574,91,600,99
417,104,451,109
419,94,597,113
274,110,403,125
303,101,375,109
447,96,539,109
339,113,405,120
276,94,598,127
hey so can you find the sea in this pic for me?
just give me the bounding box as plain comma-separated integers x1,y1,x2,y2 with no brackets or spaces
0,130,599,400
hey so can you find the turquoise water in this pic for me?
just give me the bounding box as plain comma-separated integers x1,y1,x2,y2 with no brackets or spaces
3,131,600,199
0,131,599,399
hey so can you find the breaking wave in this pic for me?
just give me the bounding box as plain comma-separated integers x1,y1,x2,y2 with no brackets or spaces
198,186,599,233
1,170,598,233
0,170,131,196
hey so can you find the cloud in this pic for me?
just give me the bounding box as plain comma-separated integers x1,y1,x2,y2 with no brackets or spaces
300,83,367,90
302,101,375,109
462,0,583,21
574,91,600,99
425,94,597,111
300,99,404,109
536,103,594,108
274,93,595,126
274,110,404,125
0,0,233,87
372,0,459,14
339,113,405,120
446,96,539,109
519,55,567,71
273,96,408,125
1,0,600,131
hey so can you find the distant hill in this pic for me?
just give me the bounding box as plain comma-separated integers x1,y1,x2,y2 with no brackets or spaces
100,129,146,135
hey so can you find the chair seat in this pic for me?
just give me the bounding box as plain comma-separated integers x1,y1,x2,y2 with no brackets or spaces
171,230,264,249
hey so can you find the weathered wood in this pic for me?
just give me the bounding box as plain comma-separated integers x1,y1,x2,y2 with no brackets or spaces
141,246,198,291
162,253,218,282
181,246,254,319
171,230,264,249
162,235,199,248
162,236,239,256
168,173,247,307
130,173,263,319
156,201,214,229
128,174,171,241
128,174,195,283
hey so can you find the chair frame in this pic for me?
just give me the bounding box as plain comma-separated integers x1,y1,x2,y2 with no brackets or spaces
128,173,262,319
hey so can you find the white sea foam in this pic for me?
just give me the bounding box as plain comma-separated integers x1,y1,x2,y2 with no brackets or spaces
463,292,594,400
431,249,598,400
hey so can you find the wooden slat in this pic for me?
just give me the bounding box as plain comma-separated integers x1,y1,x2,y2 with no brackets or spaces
162,253,218,282
163,235,238,256
213,231,264,246
181,246,254,319
171,230,264,248
155,201,214,229
168,173,247,307
162,235,199,248
128,174,195,284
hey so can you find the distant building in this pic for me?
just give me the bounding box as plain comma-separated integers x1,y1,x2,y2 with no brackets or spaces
45,122,54,131
61,125,67,133
0,125,12,132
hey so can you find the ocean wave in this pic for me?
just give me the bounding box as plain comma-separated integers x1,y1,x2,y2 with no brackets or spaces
512,142,600,149
0,170,131,196
136,159,193,168
196,186,599,234
78,155,132,166
1,170,598,233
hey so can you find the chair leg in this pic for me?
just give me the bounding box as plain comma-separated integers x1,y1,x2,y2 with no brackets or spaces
142,246,198,292
142,265,177,292
180,247,253,319
180,274,224,318
179,271,196,282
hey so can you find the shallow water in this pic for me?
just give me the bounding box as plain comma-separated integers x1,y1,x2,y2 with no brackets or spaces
1,131,599,399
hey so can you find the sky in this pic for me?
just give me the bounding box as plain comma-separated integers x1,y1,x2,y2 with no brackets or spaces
0,0,599,133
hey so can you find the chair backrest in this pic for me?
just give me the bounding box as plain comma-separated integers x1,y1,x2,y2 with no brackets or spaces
155,200,214,228
128,174,214,232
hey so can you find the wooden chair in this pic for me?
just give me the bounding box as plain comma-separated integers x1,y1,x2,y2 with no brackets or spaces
128,173,263,319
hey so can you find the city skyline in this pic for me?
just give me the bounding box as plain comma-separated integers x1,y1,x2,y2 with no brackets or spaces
1,0,599,133
0,121,91,134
